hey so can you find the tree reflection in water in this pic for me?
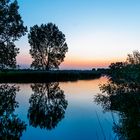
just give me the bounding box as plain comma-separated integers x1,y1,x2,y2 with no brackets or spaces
0,84,26,140
28,82,68,130
95,79,140,140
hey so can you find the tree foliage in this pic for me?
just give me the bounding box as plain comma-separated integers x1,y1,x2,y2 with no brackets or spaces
28,23,68,70
109,62,126,71
0,0,27,69
108,51,140,82
0,42,19,69
127,50,140,65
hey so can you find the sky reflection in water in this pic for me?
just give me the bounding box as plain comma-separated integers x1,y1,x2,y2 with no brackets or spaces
0,77,118,140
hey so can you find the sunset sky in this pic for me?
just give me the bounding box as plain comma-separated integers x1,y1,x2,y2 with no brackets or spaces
16,0,140,69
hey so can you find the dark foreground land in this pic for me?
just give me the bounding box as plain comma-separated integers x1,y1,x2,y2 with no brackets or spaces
0,70,102,83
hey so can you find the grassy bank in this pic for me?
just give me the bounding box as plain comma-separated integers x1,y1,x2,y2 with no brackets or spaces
0,70,102,83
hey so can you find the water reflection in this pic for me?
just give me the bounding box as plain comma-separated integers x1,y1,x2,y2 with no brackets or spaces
0,84,26,140
95,79,140,140
28,82,68,130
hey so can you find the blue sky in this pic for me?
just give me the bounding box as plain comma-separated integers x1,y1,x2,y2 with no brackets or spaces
16,0,140,69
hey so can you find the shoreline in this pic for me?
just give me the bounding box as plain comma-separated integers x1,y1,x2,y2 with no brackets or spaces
0,70,102,83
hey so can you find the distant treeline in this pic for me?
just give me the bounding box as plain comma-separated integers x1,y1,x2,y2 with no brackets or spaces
0,70,101,83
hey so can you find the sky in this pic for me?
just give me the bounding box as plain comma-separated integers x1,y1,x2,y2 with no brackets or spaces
16,0,140,69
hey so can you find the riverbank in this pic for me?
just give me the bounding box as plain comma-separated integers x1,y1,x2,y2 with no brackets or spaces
0,70,102,83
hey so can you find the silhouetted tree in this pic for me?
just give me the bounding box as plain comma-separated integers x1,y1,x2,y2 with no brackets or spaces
0,0,27,69
102,51,140,139
0,84,26,140
108,51,140,82
28,23,68,70
28,83,68,130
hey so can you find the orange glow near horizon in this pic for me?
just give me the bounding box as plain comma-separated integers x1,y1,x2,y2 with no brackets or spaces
17,53,126,69
60,56,126,69
14,0,140,70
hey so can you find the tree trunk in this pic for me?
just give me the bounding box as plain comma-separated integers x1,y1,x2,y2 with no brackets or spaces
46,54,50,71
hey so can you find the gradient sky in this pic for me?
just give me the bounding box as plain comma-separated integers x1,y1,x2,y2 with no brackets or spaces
16,0,140,69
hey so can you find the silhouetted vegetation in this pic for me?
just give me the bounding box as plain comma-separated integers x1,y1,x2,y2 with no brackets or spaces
0,0,27,70
28,83,67,130
108,50,140,82
95,50,140,140
28,23,68,70
96,68,109,75
0,84,26,140
0,70,101,83
127,50,140,64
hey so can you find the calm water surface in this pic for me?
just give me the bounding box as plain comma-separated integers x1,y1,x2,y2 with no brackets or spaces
0,77,119,140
